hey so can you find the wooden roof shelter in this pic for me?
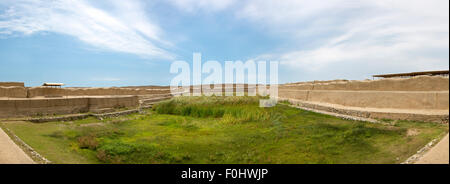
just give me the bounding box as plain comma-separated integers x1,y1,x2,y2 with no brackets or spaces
42,83,64,88
373,70,449,79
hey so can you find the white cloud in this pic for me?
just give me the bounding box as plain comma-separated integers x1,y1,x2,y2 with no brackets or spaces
0,0,174,59
162,0,449,74
0,0,448,77
238,0,345,24
241,0,449,73
167,0,236,12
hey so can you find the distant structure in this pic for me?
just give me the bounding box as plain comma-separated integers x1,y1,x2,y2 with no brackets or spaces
42,83,64,88
373,70,449,79
0,82,24,87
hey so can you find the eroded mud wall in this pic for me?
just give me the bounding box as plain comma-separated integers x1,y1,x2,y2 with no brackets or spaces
0,87,28,98
0,96,138,118
0,82,24,87
26,87,170,98
279,76,449,110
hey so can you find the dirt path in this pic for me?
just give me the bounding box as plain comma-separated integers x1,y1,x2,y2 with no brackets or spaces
0,127,34,164
415,133,449,164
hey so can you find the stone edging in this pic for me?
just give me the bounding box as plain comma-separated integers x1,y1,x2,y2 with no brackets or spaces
278,98,449,124
1,127,51,164
284,104,380,123
28,107,150,123
93,109,142,120
28,114,91,123
401,133,447,164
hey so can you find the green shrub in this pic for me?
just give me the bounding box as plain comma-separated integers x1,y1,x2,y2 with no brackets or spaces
77,134,99,149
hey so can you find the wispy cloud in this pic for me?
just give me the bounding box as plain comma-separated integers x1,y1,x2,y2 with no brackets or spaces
167,0,236,13
167,0,449,74
240,0,449,72
0,0,174,59
0,0,448,78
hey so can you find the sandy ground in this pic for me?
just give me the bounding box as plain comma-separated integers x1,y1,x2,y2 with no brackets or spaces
0,127,34,164
415,134,449,164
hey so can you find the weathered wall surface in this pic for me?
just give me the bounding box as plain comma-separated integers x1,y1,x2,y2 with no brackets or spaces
88,96,138,110
0,96,138,118
0,84,160,118
1,75,448,119
280,90,449,110
0,87,28,98
281,76,449,91
279,76,449,111
1,98,87,118
0,82,24,87
120,85,169,89
279,90,309,101
26,87,170,98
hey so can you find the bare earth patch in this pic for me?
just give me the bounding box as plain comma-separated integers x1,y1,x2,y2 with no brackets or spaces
0,127,34,164
415,134,449,164
407,129,419,136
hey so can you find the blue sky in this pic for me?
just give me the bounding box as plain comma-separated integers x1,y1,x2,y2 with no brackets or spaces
0,0,448,87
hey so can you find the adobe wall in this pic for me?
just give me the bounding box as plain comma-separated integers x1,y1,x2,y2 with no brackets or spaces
26,87,170,98
279,90,449,110
281,76,449,91
0,82,24,87
279,76,449,111
120,85,170,89
88,96,138,110
0,98,88,118
0,96,138,118
1,75,448,119
0,87,28,98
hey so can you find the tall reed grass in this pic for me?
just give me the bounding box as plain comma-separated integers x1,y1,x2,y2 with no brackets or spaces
153,96,272,123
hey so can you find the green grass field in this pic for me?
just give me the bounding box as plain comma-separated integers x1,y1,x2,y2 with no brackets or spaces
1,96,447,164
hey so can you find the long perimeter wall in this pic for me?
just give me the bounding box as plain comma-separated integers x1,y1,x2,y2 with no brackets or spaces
0,87,169,98
0,96,139,118
0,85,171,118
279,76,449,110
279,90,448,110
26,87,170,98
1,76,448,120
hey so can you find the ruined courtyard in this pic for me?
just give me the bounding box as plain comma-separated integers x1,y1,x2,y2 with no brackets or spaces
0,73,448,164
